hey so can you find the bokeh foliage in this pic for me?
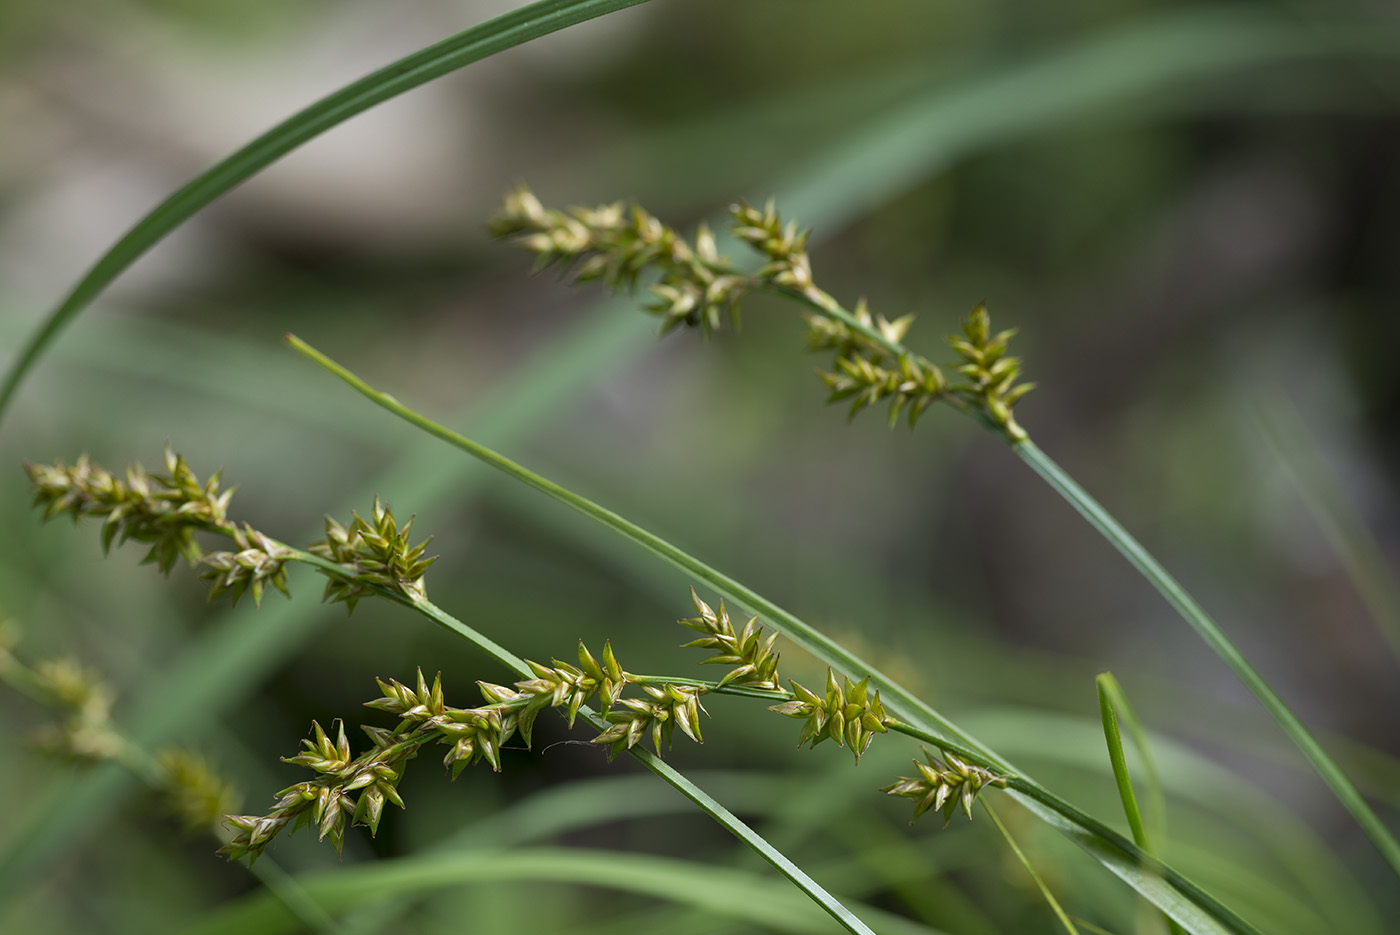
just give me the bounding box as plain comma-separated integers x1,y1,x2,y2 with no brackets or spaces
1,0,1399,931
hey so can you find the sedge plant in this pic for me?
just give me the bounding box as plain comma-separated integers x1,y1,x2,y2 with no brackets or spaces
3,2,1398,933
7,188,1393,935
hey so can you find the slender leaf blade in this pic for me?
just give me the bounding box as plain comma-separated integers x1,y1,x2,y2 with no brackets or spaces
0,0,657,425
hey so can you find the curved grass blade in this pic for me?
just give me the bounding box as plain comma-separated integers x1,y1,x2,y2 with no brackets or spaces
958,705,1383,935
1097,674,1158,852
286,334,1262,935
1017,438,1400,879
0,0,655,427
181,847,946,935
1098,673,1183,935
334,771,786,935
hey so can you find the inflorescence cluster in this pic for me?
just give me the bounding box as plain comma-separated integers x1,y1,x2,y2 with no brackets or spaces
0,623,240,831
25,447,436,610
310,497,437,608
883,748,1008,826
491,187,1035,440
219,588,1002,863
23,451,1008,865
25,446,236,572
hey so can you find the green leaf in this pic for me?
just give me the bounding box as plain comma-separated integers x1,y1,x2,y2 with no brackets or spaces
0,0,655,425
981,801,1080,935
1098,672,1184,935
1097,674,1154,852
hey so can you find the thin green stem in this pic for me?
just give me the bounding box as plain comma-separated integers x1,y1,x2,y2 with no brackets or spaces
283,333,983,755
981,800,1080,935
1252,396,1400,662
1016,438,1400,879
286,333,1263,935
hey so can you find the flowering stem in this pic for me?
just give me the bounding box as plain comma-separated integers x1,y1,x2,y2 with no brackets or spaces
388,603,878,935
286,331,1264,935
624,674,789,702
0,640,341,934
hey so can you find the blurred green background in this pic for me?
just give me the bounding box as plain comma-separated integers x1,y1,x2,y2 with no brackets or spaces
1,0,1399,932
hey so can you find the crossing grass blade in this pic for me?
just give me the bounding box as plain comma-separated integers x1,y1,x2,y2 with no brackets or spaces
1017,439,1400,879
286,333,1264,935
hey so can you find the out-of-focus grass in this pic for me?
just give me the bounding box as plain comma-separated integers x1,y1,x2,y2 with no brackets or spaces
2,0,1399,932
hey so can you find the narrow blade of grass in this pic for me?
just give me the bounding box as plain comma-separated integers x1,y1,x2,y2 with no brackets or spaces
372,591,879,935
1016,438,1400,879
1098,673,1183,935
982,800,1080,935
0,0,656,427
776,8,1400,232
286,334,1263,935
1097,674,1155,851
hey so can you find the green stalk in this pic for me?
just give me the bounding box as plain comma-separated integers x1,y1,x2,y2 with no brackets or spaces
881,718,1253,935
1016,438,1400,878
286,333,1262,935
0,0,656,427
981,801,1080,935
282,334,979,744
